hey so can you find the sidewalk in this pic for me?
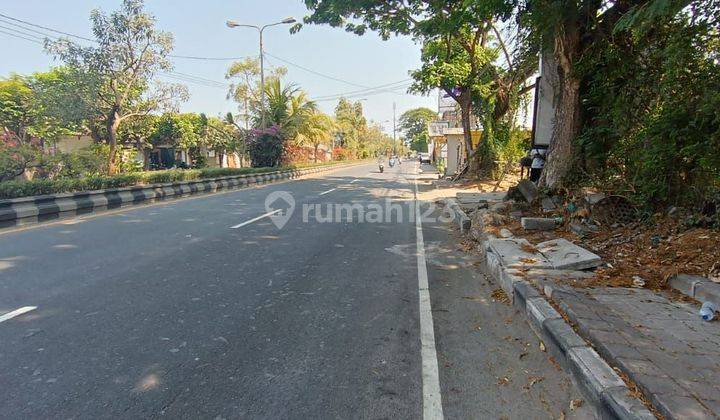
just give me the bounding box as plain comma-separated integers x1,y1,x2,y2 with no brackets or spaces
544,283,720,418
440,183,720,419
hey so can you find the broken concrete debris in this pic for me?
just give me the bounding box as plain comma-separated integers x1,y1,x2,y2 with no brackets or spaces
516,179,539,203
535,238,602,270
499,228,514,238
541,197,557,213
521,217,556,231
488,238,553,269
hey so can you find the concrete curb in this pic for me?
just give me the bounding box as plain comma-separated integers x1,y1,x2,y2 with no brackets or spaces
0,161,368,230
478,237,655,419
669,274,720,304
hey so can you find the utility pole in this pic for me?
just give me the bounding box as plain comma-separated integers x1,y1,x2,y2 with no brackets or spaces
226,17,296,128
392,102,397,154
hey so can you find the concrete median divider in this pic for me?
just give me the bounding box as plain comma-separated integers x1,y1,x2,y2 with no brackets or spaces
0,161,367,230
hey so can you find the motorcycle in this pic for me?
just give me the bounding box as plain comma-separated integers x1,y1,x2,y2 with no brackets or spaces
379,164,384,173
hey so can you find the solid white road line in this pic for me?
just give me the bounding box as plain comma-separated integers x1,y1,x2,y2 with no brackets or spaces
230,209,282,229
0,306,37,323
318,188,337,196
413,167,444,420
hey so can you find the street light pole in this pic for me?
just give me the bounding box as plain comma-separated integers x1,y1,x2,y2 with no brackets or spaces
259,29,265,128
226,17,296,129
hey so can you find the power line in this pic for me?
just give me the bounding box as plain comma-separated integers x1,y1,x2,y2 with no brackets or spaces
0,12,95,42
0,19,232,89
0,28,43,44
313,80,413,99
0,12,421,101
167,71,229,86
169,54,251,61
0,24,45,42
0,18,62,41
264,51,372,89
0,12,250,61
312,85,414,102
311,79,414,101
159,73,228,89
264,51,416,99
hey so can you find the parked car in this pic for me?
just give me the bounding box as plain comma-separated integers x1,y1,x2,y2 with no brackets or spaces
418,153,431,164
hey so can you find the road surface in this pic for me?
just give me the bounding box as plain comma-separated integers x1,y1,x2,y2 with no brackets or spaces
0,162,591,418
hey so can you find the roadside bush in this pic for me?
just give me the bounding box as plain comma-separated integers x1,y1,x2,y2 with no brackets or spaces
246,125,285,168
0,137,41,182
332,147,352,161
574,1,720,210
0,159,365,199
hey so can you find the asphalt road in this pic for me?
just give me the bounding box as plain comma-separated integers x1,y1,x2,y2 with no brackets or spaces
0,161,592,419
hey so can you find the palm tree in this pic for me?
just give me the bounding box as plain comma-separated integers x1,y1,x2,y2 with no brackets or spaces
296,111,336,162
253,79,316,137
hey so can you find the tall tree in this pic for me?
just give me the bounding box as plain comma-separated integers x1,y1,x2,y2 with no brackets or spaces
398,107,437,152
226,58,286,130
517,0,652,187
301,0,535,173
46,0,187,174
254,79,317,139
295,110,336,162
334,97,366,151
0,72,75,144
399,108,437,152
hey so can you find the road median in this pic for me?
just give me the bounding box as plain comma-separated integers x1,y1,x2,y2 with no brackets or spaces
0,160,369,230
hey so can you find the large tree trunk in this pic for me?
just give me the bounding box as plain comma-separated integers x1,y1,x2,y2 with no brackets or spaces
314,144,319,163
106,108,121,175
539,29,582,189
457,94,480,175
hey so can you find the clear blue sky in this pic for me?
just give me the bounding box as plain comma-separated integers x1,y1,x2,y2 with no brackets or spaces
0,0,438,133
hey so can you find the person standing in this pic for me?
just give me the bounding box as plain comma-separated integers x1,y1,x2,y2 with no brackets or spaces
529,147,546,183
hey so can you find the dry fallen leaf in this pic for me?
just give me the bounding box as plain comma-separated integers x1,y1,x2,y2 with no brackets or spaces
570,398,584,411
491,288,511,304
539,341,546,352
497,377,510,386
524,375,545,389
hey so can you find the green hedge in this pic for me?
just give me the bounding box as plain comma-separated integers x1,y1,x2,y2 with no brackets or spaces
0,160,359,200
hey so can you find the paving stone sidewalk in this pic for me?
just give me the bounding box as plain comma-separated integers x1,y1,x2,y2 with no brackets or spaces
547,285,720,419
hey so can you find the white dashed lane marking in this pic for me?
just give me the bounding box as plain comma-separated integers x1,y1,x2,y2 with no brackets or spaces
0,306,37,324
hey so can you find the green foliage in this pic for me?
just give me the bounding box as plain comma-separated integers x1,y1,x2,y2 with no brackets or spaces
0,139,40,182
576,0,720,207
295,110,335,161
398,107,437,152
303,0,537,175
0,72,76,142
0,162,355,199
226,57,287,128
246,125,285,167
45,0,188,173
44,144,110,179
252,80,317,138
334,98,367,152
151,113,203,149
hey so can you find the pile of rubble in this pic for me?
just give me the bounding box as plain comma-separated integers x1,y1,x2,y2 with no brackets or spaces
452,179,720,291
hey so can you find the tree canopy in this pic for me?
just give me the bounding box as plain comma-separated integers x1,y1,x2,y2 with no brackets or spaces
398,107,436,152
46,0,187,174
